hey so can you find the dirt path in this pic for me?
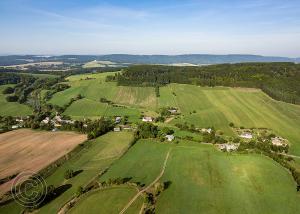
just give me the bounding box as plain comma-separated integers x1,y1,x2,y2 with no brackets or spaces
119,149,172,214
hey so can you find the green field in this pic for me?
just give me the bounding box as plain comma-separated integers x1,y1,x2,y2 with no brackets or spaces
0,85,32,116
159,84,300,155
49,74,300,155
101,140,300,214
69,186,143,214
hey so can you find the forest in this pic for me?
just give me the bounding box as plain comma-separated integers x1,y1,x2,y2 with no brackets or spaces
107,63,300,104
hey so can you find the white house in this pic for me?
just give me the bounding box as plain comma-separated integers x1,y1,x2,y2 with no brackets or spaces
168,109,177,114
42,117,50,124
166,135,175,142
142,117,153,122
114,127,121,132
218,143,239,152
115,117,122,124
271,137,287,146
201,128,212,134
240,133,253,139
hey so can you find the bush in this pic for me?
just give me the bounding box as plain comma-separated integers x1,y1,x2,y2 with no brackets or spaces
2,86,14,94
64,169,74,179
6,95,18,102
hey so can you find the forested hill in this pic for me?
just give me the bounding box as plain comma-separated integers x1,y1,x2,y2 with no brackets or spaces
107,62,300,105
0,54,299,66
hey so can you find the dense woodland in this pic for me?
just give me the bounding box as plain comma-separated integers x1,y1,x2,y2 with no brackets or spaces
107,63,300,104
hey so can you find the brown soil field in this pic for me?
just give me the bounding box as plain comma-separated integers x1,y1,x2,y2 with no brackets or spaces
0,129,87,194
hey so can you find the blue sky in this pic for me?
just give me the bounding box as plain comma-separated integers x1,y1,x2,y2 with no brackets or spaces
0,0,300,57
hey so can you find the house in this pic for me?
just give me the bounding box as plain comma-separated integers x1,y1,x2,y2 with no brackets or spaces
121,125,132,130
54,115,62,123
42,117,50,124
142,117,153,122
218,143,239,152
166,135,175,142
11,125,19,129
115,117,122,124
240,133,253,139
114,127,121,132
168,109,177,114
201,128,212,134
271,137,287,146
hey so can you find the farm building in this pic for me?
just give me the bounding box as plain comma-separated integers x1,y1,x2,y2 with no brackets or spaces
218,143,239,152
114,127,121,132
168,109,177,114
271,137,287,146
42,117,50,124
115,117,122,124
166,135,175,142
201,128,212,134
142,117,153,122
240,133,253,139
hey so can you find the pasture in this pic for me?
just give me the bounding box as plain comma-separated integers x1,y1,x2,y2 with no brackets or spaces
0,129,86,194
0,85,32,116
101,140,300,214
69,186,143,214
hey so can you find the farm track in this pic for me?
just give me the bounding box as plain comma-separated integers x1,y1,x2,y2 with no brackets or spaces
119,148,172,214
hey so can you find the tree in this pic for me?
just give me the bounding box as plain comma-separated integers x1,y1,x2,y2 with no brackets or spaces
2,86,14,94
64,169,74,179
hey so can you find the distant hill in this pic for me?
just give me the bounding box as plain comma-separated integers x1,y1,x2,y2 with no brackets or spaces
0,54,299,66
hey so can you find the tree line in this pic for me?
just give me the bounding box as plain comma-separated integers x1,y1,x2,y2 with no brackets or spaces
107,63,300,104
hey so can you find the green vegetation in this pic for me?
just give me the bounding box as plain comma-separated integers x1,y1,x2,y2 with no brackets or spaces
101,140,300,214
0,84,32,116
110,63,300,104
69,187,143,214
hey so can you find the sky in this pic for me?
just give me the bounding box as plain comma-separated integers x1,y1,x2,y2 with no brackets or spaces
0,0,300,57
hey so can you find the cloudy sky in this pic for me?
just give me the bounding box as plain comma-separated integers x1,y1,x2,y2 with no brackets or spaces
0,0,300,57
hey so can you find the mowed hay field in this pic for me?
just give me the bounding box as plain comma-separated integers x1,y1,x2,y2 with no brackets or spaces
159,84,300,155
69,186,143,214
0,85,32,116
49,73,155,119
0,129,86,194
50,73,300,154
101,140,300,214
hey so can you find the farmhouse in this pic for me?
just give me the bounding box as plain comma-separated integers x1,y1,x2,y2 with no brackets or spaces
218,143,239,152
42,117,50,124
271,137,287,146
201,128,212,134
114,127,121,132
142,117,153,122
240,132,253,139
166,134,175,142
168,109,177,114
115,116,122,124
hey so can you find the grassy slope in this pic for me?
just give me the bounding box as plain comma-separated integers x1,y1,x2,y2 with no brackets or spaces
159,84,300,155
38,132,134,214
0,132,134,214
69,186,143,214
101,140,300,214
0,84,32,116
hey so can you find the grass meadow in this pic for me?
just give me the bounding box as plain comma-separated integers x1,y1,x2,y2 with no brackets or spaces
101,140,300,214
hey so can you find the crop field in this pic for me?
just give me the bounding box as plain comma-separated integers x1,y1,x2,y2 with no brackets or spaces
0,131,134,214
0,129,86,194
69,186,143,214
0,85,32,116
100,140,300,214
